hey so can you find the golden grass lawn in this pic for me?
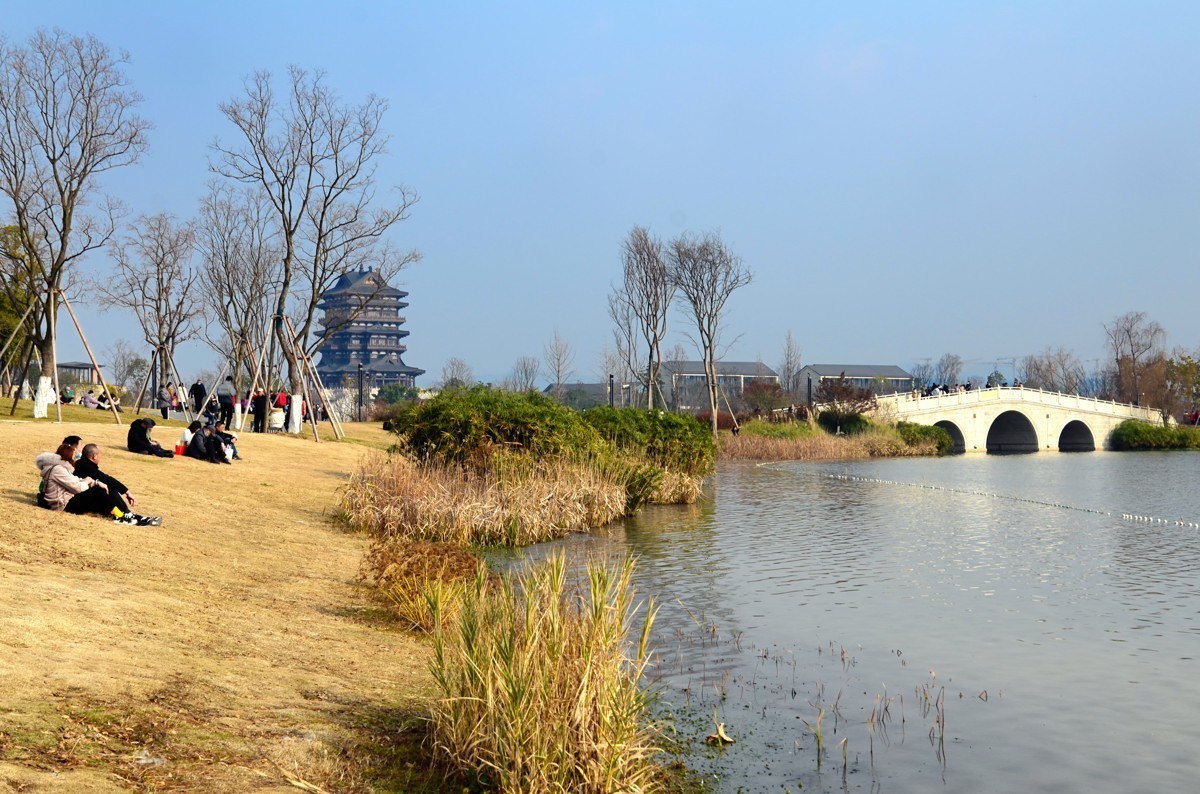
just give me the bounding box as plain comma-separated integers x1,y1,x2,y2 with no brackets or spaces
0,409,435,792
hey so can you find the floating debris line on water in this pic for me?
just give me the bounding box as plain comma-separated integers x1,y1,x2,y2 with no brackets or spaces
824,473,1200,529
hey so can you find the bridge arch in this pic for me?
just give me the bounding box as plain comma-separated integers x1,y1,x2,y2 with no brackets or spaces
934,420,966,454
986,410,1039,454
1057,419,1095,452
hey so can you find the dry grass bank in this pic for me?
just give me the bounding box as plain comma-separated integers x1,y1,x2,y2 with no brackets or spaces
719,432,872,461
0,409,437,792
719,427,940,461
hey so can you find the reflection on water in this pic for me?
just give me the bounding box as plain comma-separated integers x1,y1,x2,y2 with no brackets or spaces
492,452,1200,792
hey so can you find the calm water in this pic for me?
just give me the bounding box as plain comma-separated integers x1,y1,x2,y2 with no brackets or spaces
494,452,1200,792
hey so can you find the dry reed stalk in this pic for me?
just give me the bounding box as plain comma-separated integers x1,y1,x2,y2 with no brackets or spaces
341,452,628,546
650,470,705,504
361,539,483,631
719,433,871,461
428,553,660,793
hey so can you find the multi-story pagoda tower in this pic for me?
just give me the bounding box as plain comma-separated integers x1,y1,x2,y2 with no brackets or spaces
315,270,424,389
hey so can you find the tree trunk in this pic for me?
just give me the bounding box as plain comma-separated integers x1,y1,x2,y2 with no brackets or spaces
33,338,56,418
705,357,719,435
287,392,304,433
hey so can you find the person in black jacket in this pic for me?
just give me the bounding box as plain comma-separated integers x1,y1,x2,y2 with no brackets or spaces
250,387,269,433
188,378,207,415
184,425,230,464
74,443,162,525
127,418,174,457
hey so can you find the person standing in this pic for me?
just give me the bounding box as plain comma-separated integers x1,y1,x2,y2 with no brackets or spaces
215,376,237,428
250,387,268,433
156,383,171,420
188,378,207,415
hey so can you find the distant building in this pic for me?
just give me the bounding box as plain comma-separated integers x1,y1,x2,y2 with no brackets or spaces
796,364,913,405
315,270,424,389
57,361,103,385
659,361,779,410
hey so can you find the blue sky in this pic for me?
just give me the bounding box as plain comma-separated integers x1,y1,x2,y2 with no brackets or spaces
7,1,1199,385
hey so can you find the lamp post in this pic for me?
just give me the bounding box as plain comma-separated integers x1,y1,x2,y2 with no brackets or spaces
357,362,364,422
608,373,614,407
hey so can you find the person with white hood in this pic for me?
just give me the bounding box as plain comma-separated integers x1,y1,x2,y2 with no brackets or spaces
36,443,159,526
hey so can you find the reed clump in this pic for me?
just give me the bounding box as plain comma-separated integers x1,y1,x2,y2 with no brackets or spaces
428,552,661,794
342,450,628,546
360,538,484,632
720,432,871,461
719,417,949,460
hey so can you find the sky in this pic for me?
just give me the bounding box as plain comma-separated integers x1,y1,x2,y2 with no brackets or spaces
5,1,1199,386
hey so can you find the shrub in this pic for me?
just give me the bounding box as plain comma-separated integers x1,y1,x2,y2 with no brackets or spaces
693,409,737,431
428,553,660,793
388,386,606,470
580,406,716,477
1110,419,1200,450
816,410,870,435
895,421,956,455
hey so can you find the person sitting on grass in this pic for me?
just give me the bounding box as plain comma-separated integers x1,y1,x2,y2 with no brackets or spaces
127,417,174,458
73,443,162,526
213,421,242,461
179,420,202,449
202,396,221,427
184,424,230,464
36,444,160,526
80,390,101,409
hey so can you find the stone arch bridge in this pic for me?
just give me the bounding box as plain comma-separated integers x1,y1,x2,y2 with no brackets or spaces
872,387,1162,453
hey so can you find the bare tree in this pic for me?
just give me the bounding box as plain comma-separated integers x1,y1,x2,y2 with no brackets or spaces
934,353,963,386
607,289,646,396
212,66,419,429
668,231,752,434
0,29,150,416
102,339,148,397
439,357,474,389
1104,311,1165,405
97,214,200,387
504,355,540,392
614,226,674,408
543,329,575,399
1019,347,1086,393
194,182,281,386
777,330,803,398
909,359,934,390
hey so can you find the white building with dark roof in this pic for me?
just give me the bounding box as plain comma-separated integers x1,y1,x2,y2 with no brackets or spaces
796,364,914,405
659,360,779,411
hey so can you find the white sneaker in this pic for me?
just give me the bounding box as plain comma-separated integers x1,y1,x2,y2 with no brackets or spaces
112,513,138,525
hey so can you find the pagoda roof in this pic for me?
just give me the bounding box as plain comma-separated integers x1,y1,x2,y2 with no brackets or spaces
321,269,408,300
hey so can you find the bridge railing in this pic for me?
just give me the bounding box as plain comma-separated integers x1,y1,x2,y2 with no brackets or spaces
874,386,1160,421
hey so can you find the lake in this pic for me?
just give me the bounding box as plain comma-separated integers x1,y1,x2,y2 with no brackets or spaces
493,452,1200,792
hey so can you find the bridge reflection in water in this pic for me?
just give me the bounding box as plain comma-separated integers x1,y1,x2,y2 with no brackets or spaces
872,386,1162,454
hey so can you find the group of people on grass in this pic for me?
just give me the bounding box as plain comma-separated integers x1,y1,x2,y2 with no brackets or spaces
60,386,122,411
35,408,255,526
36,434,162,527
127,415,242,464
